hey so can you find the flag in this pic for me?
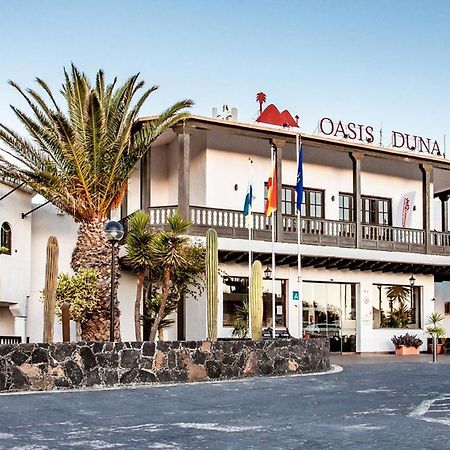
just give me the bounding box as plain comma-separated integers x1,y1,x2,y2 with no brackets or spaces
243,183,253,228
265,160,277,217
296,142,304,211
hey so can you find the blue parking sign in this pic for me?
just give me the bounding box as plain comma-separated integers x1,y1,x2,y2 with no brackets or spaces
292,291,299,301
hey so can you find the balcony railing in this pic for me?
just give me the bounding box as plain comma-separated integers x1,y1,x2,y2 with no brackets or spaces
361,224,425,253
0,336,21,345
120,206,450,256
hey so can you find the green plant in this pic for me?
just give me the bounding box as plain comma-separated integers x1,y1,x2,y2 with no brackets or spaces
147,212,205,342
0,65,192,340
232,298,249,338
43,236,59,343
391,333,423,349
142,293,178,341
124,210,153,341
206,228,218,341
426,313,446,341
249,260,263,341
55,268,99,336
0,246,8,255
426,325,446,339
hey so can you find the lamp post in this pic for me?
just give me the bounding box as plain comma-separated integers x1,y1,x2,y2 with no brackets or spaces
104,220,124,342
409,274,416,326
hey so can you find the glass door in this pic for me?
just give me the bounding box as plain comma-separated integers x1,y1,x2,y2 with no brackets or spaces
302,282,357,352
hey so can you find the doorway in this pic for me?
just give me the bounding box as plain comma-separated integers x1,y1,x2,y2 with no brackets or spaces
302,281,357,352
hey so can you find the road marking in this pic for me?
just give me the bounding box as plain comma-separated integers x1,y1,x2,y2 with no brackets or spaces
409,396,450,426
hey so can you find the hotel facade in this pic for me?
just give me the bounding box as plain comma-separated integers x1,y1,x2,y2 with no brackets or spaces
1,113,450,353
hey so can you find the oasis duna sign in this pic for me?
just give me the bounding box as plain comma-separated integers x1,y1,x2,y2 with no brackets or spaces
319,117,443,157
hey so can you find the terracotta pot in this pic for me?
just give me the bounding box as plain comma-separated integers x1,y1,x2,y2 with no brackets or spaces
395,345,420,355
427,343,444,354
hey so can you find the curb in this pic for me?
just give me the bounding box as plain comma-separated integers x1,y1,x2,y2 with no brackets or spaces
0,365,343,397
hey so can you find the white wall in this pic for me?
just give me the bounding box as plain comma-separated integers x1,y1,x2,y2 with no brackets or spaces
151,144,170,207
0,184,32,341
0,307,15,335
28,205,78,343
0,186,32,309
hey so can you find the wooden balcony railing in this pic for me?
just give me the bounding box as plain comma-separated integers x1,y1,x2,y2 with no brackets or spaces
361,224,426,253
120,206,450,256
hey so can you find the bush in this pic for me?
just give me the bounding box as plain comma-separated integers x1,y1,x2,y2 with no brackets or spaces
391,333,423,349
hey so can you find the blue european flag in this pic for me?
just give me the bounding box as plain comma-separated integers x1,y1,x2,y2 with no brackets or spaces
296,143,304,211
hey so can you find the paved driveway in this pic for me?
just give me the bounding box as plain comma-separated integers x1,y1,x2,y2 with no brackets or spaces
0,355,449,449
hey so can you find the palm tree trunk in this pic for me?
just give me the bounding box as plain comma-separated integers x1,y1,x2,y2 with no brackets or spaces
149,268,171,342
135,271,145,341
71,218,121,341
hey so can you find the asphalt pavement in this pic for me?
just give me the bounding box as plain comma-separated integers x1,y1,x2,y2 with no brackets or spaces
0,354,449,449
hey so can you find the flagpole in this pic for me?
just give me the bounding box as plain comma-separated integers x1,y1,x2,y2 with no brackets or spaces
296,134,303,339
271,213,276,339
248,158,253,338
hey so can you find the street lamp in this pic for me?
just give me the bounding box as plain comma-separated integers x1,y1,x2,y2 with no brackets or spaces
409,275,416,287
104,220,124,342
264,266,272,280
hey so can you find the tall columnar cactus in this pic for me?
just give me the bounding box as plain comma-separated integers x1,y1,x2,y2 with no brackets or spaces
206,228,218,341
43,236,59,343
250,260,263,341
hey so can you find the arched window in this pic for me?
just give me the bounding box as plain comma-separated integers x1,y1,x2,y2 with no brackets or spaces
1,222,11,255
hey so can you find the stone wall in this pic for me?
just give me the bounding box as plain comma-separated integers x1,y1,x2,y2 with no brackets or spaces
0,338,329,393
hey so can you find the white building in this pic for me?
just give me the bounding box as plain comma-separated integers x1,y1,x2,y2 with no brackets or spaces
1,113,450,353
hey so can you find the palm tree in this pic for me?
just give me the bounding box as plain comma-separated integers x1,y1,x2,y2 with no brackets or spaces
124,210,153,341
0,65,193,340
142,293,178,341
256,92,266,114
148,212,204,342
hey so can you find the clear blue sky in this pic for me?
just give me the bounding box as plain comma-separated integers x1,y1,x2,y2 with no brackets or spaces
1,0,450,148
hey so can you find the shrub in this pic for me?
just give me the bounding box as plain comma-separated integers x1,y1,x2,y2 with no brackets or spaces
391,333,423,349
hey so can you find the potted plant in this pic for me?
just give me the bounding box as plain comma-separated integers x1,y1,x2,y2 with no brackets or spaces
391,333,423,355
426,313,446,354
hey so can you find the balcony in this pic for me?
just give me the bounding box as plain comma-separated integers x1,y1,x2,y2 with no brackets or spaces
121,206,450,256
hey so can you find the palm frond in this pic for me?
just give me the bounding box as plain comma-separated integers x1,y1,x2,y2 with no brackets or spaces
0,65,192,221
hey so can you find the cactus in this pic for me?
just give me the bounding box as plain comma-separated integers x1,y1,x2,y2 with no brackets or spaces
43,236,59,343
250,260,263,341
206,228,218,341
61,301,70,342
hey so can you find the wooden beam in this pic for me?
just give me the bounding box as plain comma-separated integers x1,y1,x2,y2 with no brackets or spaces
421,163,433,253
140,147,152,210
351,152,364,249
174,126,193,219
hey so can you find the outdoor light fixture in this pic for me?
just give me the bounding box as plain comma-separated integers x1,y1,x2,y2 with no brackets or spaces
264,266,272,280
104,220,124,342
104,220,124,242
409,275,416,287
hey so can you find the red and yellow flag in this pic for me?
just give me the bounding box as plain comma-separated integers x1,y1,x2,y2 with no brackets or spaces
264,160,277,217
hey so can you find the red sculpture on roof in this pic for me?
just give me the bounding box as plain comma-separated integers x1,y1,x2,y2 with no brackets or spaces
255,92,299,128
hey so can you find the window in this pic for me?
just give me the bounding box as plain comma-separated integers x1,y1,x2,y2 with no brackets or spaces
362,196,392,225
445,302,450,315
1,222,11,255
302,189,324,218
281,186,295,216
372,284,421,329
339,193,354,222
222,276,287,328
223,277,248,326
270,185,324,218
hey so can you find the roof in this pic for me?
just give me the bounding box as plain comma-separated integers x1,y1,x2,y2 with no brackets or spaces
0,177,33,194
138,114,450,169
